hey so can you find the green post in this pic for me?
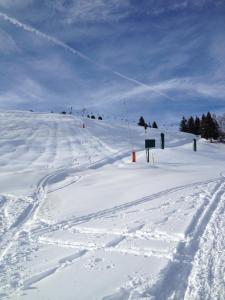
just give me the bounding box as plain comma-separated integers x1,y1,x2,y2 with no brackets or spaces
193,138,197,151
146,149,150,163
161,133,165,149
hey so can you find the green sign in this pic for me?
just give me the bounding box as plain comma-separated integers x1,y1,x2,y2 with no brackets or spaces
145,139,155,149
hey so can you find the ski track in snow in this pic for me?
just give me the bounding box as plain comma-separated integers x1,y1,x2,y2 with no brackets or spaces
1,176,224,299
184,187,225,300
45,179,218,228
140,179,225,300
0,113,132,298
0,112,225,299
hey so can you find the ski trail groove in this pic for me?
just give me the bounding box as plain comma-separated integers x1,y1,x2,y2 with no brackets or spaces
22,250,87,290
143,178,225,300
0,146,144,298
184,188,225,299
1,113,224,300
32,177,221,237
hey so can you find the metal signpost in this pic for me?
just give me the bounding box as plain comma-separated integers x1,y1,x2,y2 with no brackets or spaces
193,138,197,151
161,133,165,149
145,139,155,163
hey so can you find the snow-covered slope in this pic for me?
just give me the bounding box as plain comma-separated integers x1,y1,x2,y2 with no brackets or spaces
0,111,225,300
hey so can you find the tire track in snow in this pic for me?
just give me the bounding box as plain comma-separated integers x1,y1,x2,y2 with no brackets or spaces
32,177,221,237
31,118,57,169
22,249,87,291
0,148,222,297
143,178,225,300
0,169,67,298
0,164,64,264
21,174,220,298
0,195,34,255
0,130,112,260
1,113,224,299
12,116,49,167
0,122,39,167
0,114,55,171
0,146,139,298
18,223,153,292
184,190,225,299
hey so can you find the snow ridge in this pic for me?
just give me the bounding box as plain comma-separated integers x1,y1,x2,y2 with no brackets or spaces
144,178,225,300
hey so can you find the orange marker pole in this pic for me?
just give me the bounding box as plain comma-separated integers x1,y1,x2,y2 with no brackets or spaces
132,151,136,163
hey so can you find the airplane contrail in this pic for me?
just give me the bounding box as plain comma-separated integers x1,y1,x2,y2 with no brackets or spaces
0,11,173,101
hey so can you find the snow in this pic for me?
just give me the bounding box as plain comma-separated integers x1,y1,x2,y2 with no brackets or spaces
0,111,225,299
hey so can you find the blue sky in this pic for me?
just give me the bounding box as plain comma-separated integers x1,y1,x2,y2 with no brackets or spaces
0,0,225,123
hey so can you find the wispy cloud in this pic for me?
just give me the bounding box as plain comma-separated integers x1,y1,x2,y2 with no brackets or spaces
0,1,225,120
0,29,19,53
0,11,176,101
0,78,47,109
89,77,225,107
0,12,95,63
48,0,224,24
0,0,33,9
46,0,131,23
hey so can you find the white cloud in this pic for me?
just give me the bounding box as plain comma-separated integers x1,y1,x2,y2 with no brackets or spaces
48,0,131,23
30,54,74,78
0,0,33,8
141,78,225,99
0,78,48,110
0,29,19,54
89,77,225,107
0,11,178,102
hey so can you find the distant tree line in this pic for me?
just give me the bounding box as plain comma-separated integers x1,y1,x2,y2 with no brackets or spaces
59,110,103,121
138,116,158,129
179,112,219,142
87,114,103,120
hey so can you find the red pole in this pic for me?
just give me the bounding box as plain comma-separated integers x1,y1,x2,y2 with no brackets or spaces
132,151,136,162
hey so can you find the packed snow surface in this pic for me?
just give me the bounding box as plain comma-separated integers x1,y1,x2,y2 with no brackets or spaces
0,111,225,300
